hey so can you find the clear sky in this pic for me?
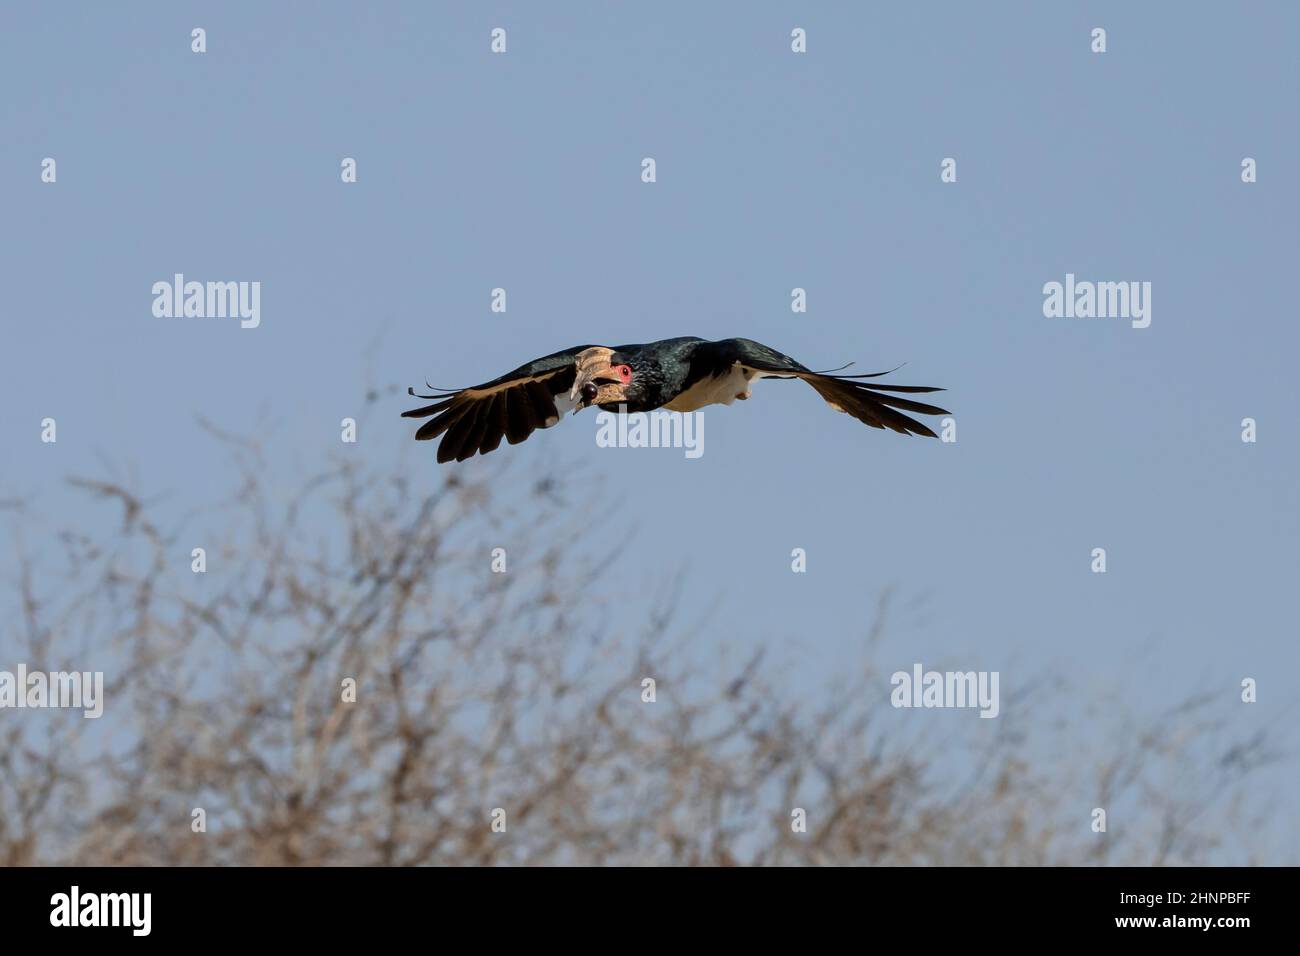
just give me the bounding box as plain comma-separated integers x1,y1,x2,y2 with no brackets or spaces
2,3,1296,858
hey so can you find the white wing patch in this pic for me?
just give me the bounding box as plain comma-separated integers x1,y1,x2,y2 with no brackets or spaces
547,391,578,426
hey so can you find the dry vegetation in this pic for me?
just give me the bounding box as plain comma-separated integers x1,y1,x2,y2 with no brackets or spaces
0,433,1280,866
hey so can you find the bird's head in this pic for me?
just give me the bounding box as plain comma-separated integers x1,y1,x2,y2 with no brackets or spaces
583,361,635,406
571,350,642,410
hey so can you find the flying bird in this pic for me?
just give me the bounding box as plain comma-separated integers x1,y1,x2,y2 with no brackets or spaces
403,337,949,463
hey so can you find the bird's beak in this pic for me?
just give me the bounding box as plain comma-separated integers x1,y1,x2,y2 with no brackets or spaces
570,346,617,410
570,369,598,408
572,380,597,411
572,376,624,411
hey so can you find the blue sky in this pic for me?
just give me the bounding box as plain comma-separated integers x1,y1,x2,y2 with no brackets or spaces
2,3,1297,858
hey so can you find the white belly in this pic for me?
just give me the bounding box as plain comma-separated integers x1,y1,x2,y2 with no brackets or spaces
663,365,755,412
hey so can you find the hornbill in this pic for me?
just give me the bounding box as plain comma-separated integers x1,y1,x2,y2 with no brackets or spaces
403,336,949,463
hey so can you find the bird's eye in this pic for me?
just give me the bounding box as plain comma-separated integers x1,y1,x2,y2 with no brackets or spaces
618,365,632,383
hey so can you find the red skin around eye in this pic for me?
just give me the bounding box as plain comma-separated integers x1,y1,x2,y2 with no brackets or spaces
618,366,632,383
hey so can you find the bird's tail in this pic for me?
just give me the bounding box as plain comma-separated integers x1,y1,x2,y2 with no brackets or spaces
800,373,949,438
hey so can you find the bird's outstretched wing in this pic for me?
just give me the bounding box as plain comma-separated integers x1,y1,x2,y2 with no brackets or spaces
698,337,949,437
402,345,600,462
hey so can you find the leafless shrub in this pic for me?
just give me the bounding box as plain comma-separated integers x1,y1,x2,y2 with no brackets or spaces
0,430,1282,866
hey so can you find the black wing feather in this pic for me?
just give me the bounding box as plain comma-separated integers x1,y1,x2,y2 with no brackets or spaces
702,337,949,438
405,344,599,462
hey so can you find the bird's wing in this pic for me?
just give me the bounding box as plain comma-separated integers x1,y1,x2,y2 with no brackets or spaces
700,338,950,437
402,344,601,462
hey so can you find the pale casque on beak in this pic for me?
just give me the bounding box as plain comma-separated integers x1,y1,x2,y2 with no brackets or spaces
569,346,624,411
